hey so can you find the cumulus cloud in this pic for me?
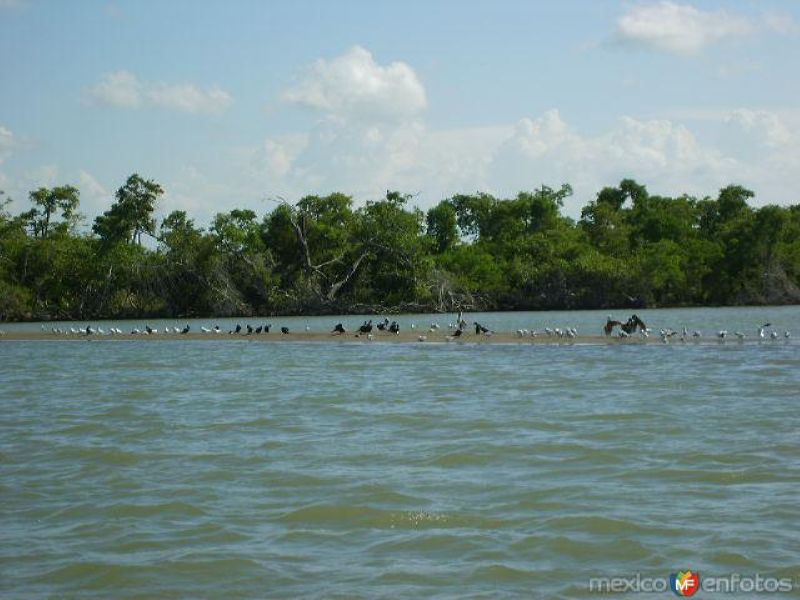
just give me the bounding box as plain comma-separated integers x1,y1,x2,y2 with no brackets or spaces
146,83,232,114
87,70,233,114
282,46,427,122
724,109,793,148
87,70,143,108
615,2,754,55
246,103,799,217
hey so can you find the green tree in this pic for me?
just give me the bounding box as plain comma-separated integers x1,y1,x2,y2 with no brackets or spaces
22,185,81,238
426,200,458,253
93,174,163,245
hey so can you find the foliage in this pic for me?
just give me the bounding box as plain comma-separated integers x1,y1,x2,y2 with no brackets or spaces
1,176,800,321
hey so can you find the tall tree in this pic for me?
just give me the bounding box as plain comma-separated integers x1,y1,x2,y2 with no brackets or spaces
93,174,163,245
23,185,80,238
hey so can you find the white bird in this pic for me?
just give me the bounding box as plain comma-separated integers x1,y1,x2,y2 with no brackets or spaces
618,330,629,338
734,331,746,340
516,329,524,337
410,323,415,329
785,331,791,339
367,333,374,341
201,326,211,333
305,325,310,332
131,328,141,335
430,322,440,330
692,330,702,338
758,327,765,339
418,335,426,342
718,330,728,339
544,327,554,336
771,330,779,340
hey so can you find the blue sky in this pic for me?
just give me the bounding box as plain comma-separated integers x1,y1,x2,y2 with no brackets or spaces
1,0,799,227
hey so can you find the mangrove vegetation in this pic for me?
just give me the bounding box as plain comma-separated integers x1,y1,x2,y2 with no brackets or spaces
1,175,799,321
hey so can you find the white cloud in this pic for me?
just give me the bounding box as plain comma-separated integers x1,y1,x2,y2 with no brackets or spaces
724,109,793,148
87,70,233,114
146,83,232,114
282,46,427,122
241,103,799,218
615,2,754,55
87,70,143,108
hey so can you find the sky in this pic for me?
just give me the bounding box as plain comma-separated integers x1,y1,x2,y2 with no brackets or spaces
1,0,799,227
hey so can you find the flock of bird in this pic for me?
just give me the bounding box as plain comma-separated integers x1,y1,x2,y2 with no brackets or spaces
604,320,790,344
40,323,286,336
15,316,792,344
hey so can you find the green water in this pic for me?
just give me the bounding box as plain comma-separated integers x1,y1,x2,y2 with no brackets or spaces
1,307,799,598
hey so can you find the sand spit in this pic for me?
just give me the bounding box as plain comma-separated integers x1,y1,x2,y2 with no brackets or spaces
0,330,782,346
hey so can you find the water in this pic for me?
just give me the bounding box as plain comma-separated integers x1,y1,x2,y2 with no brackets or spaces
2,307,799,598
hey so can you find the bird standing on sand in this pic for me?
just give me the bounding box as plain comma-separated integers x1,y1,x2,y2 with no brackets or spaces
281,326,290,334
474,322,491,335
181,324,190,334
332,323,346,334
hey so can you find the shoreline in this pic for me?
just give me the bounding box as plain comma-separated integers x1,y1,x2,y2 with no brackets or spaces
0,330,785,345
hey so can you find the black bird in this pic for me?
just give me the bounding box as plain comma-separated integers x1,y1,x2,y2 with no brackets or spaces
453,328,463,337
181,324,190,334
255,325,263,334
246,324,253,335
389,321,400,335
264,324,271,333
235,323,242,334
376,317,390,331
359,320,373,334
474,321,490,335
145,325,153,334
86,325,94,335
332,323,346,334
281,326,290,334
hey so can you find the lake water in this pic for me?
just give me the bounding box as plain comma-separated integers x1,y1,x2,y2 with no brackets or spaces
1,307,799,598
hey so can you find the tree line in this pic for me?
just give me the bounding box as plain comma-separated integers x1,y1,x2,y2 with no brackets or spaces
1,174,799,321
